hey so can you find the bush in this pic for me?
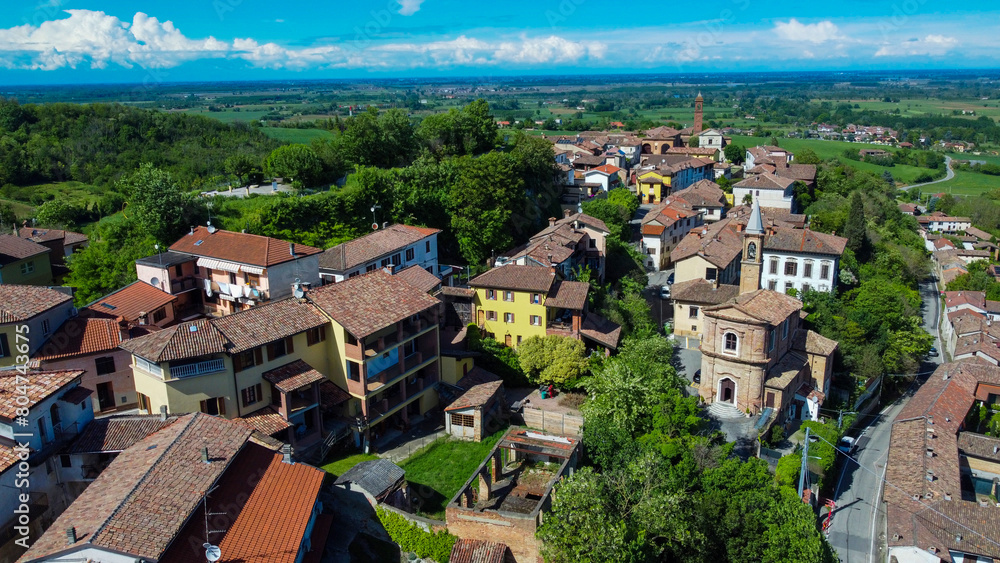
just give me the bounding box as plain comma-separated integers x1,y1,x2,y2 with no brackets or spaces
775,452,801,488
376,507,457,562
770,424,785,446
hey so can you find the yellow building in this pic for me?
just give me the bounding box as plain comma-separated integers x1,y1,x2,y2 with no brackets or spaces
0,234,53,286
638,170,669,204
469,265,621,353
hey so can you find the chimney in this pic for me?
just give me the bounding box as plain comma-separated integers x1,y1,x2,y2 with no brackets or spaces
289,243,296,257
159,405,168,421
66,527,77,545
563,209,571,218
282,444,293,464
189,226,195,235
118,317,129,341
201,447,209,463
138,312,147,326
548,217,557,227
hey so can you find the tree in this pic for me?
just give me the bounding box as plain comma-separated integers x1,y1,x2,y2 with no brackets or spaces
517,335,588,386
223,153,259,187
795,148,822,165
0,201,15,228
64,219,156,305
743,193,754,206
842,191,870,261
723,144,745,164
117,163,204,244
34,199,84,229
263,144,322,188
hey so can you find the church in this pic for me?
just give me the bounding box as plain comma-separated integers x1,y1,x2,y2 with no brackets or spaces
697,200,838,423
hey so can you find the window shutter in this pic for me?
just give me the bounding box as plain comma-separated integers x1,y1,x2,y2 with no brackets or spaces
241,388,249,408
218,398,226,416
200,400,208,414
286,336,294,354
266,343,274,362
233,353,243,373
255,383,262,400
254,348,263,365
0,333,8,357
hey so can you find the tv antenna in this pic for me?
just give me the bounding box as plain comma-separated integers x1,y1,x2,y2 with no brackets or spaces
206,202,217,234
202,486,226,561
370,204,381,230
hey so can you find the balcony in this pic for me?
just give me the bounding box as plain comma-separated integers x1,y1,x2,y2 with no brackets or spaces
365,351,435,395
169,358,225,379
360,313,438,358
169,277,199,294
365,369,438,425
288,389,319,414
29,422,79,466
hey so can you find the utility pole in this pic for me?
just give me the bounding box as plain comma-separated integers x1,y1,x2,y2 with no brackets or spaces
798,426,810,501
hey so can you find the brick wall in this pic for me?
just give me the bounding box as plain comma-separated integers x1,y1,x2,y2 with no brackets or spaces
445,506,542,563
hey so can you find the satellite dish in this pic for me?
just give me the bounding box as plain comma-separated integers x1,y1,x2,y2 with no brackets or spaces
372,222,379,230
206,289,214,297
150,277,160,287
206,221,217,234
204,543,222,562
293,286,305,299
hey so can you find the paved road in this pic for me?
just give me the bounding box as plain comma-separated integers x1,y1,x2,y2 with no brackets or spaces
899,155,954,190
827,276,942,562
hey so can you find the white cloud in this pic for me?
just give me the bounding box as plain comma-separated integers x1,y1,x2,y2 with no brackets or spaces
397,0,424,16
874,34,958,57
773,19,844,44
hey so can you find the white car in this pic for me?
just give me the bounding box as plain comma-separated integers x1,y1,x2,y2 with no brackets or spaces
837,436,857,454
660,285,671,299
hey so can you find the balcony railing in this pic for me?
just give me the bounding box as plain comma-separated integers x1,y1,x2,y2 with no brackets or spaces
170,358,225,379
169,277,199,294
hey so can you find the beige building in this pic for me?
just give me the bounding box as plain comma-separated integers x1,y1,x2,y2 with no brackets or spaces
670,279,739,339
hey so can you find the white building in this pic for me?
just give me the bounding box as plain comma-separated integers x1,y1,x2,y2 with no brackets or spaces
640,202,704,271
733,174,797,212
319,224,449,284
745,145,792,171
917,213,972,234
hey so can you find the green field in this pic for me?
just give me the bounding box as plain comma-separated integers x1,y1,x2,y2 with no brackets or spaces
928,170,1000,196
0,181,103,213
727,135,941,185
822,97,1000,121
260,127,336,143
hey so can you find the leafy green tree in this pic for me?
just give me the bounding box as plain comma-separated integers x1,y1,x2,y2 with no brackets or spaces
223,153,260,187
34,199,85,229
723,144,745,164
263,144,322,188
64,220,156,305
795,148,822,164
0,200,18,228
517,335,589,386
843,191,870,261
117,163,204,244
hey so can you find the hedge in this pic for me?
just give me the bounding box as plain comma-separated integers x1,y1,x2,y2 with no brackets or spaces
376,507,457,563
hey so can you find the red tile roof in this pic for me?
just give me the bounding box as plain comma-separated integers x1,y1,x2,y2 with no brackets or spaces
169,226,321,267
18,227,87,245
263,359,326,392
319,224,440,271
450,539,510,563
67,415,177,454
580,313,622,349
670,279,740,306
119,318,228,362
588,164,621,175
0,370,83,421
545,281,589,310
764,227,847,256
86,281,177,323
470,265,556,293
33,317,123,360
395,265,443,294
705,289,802,326
0,445,17,475
0,285,72,323
0,234,50,266
320,380,351,408
234,406,293,436
307,270,441,338
446,367,503,411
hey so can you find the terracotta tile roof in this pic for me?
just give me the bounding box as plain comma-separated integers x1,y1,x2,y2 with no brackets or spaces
86,281,177,323
0,285,72,323
735,173,796,190
320,380,351,407
395,265,442,294
642,224,666,236
67,415,177,454
119,318,227,362
59,385,93,405
764,351,808,389
335,458,405,498
162,440,324,563
545,281,589,310
19,413,254,563
645,126,681,139
18,227,87,244
670,218,743,268
212,298,328,354
666,146,719,156
672,180,727,208
670,279,740,306
0,370,83,420
0,444,17,475
33,317,122,360
169,226,321,267
588,164,621,175
966,226,993,241
234,406,293,436
775,163,817,183
792,329,839,357
944,291,987,311
308,269,440,338
580,313,622,349
319,224,439,271
63,231,88,245
470,265,556,293
957,431,1000,462
446,367,504,411
764,227,847,256
706,289,802,326
0,234,50,266
263,359,326,392
450,539,510,563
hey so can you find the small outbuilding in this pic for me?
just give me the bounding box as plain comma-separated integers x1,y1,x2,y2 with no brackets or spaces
445,367,506,441
335,458,410,510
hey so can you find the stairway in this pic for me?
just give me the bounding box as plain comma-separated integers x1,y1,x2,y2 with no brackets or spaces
705,400,745,420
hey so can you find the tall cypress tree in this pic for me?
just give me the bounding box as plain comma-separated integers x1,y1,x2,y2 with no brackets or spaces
844,191,870,262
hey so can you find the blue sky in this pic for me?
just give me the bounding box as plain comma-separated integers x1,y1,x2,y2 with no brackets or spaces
0,0,998,84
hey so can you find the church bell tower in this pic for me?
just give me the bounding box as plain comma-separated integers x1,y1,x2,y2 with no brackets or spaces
739,199,765,295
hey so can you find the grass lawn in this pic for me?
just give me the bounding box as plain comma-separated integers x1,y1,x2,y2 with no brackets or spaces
399,429,507,520
321,451,381,478
0,198,35,219
928,170,1000,196
261,127,336,144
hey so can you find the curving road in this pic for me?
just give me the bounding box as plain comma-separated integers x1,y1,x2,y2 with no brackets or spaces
899,155,954,190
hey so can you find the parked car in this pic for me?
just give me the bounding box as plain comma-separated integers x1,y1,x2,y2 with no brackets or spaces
667,273,675,285
837,436,857,454
927,346,939,357
660,285,671,299
692,369,701,384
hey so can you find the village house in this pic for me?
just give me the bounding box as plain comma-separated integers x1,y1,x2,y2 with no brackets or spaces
670,218,744,286
759,226,847,295
319,223,447,284
136,225,323,317
697,128,731,152
917,212,972,234
636,157,715,204
671,180,729,222
17,413,328,563
670,279,740,340
640,200,704,271
0,235,53,286
582,164,623,192
0,285,75,368
443,366,506,442
496,211,610,283
732,173,798,211
17,227,88,279
335,458,410,510
640,125,683,155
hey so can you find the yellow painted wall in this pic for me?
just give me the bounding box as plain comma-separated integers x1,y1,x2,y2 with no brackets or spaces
0,255,53,286
673,302,706,338
474,288,547,346
441,355,475,386
133,354,236,416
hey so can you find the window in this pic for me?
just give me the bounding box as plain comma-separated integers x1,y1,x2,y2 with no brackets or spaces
517,335,522,345
706,267,717,281
233,349,262,372
689,306,699,319
349,271,360,279
20,261,34,275
392,254,401,266
589,239,596,249
266,336,294,361
486,289,497,300
769,330,776,352
42,319,51,335
366,264,377,273
820,263,831,280
95,356,116,375
405,248,415,261
504,312,515,323
769,259,778,275
802,283,811,293
768,280,778,291
782,318,789,340
152,308,167,323
784,260,797,276
0,334,8,358
803,261,813,279
486,311,498,322
347,361,361,381
452,413,475,427
205,268,213,278
200,397,226,416
723,332,738,354
346,332,358,346
530,315,542,326
785,282,794,292
504,291,514,302
307,326,327,346
137,392,152,413
241,383,263,407
531,293,541,305
380,258,391,268
60,454,72,468
194,265,200,275
174,264,183,277
765,392,775,408
229,272,237,285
